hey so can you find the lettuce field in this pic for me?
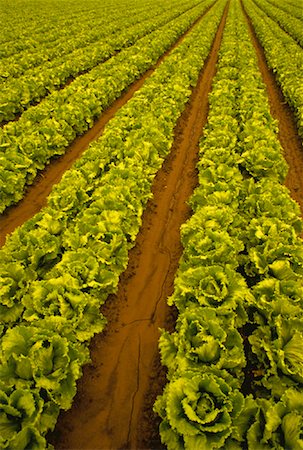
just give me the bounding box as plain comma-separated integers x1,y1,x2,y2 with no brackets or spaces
1,0,303,448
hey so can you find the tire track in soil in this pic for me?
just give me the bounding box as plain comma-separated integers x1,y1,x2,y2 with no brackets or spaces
0,0,216,247
48,4,229,450
242,2,303,217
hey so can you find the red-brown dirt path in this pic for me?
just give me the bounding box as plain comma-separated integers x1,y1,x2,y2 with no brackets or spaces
242,2,303,217
49,4,229,449
0,1,216,247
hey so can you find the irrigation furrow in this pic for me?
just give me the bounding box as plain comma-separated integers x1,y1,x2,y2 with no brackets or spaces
0,0,216,214
0,0,202,122
250,0,303,47
241,1,303,216
0,1,228,447
48,3,229,449
0,0,215,246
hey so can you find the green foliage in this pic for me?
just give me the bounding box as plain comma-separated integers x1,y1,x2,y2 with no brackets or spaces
159,307,245,378
154,370,244,450
155,0,303,448
0,0,228,447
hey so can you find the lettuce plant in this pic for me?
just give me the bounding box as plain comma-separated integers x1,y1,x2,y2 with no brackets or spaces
0,325,89,410
154,369,244,450
159,307,245,379
180,228,243,270
239,178,302,233
240,217,303,279
249,316,303,393
22,277,107,342
169,264,253,320
250,278,303,325
0,383,58,449
236,389,303,450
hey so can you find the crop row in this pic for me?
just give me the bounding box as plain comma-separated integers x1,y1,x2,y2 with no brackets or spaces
0,1,227,447
0,1,167,81
250,0,303,47
264,0,303,21
243,0,303,140
154,0,303,448
0,0,142,56
0,0,215,214
0,0,202,123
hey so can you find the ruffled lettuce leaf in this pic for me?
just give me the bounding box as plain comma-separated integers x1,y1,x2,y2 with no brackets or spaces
240,217,303,279
239,178,302,233
0,325,89,410
241,390,303,450
239,118,288,182
250,278,303,325
2,225,62,276
181,205,245,237
0,385,58,449
159,307,245,379
168,264,252,325
189,164,243,210
180,228,243,270
22,276,107,342
46,248,120,297
0,261,32,325
249,316,303,389
154,369,244,450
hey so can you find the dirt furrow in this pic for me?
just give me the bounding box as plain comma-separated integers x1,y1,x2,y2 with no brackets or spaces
49,4,229,450
0,1,216,247
242,2,303,215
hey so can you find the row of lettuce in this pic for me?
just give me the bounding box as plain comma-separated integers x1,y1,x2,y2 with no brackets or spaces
0,0,143,56
0,1,228,448
242,0,303,142
0,1,170,75
264,0,303,21
154,0,303,448
249,0,303,47
0,0,202,122
0,3,148,75
0,0,214,215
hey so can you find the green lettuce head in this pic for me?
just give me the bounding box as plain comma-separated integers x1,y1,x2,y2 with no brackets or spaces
0,325,89,410
154,370,244,449
180,228,243,270
189,164,243,210
250,278,303,325
249,316,303,392
169,264,252,324
0,383,58,449
159,307,245,379
238,390,303,450
46,248,119,297
241,217,303,279
0,261,28,325
22,276,107,342
239,178,302,233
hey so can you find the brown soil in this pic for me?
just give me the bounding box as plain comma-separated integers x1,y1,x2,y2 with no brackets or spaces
242,2,303,216
5,3,303,450
0,75,152,246
0,3,214,247
48,5,229,450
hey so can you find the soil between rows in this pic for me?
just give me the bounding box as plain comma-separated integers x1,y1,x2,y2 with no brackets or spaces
49,9,303,449
0,1,215,247
242,1,303,217
1,2,303,449
48,4,229,450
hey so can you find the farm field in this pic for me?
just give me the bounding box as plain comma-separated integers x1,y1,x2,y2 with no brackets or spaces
0,0,303,449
